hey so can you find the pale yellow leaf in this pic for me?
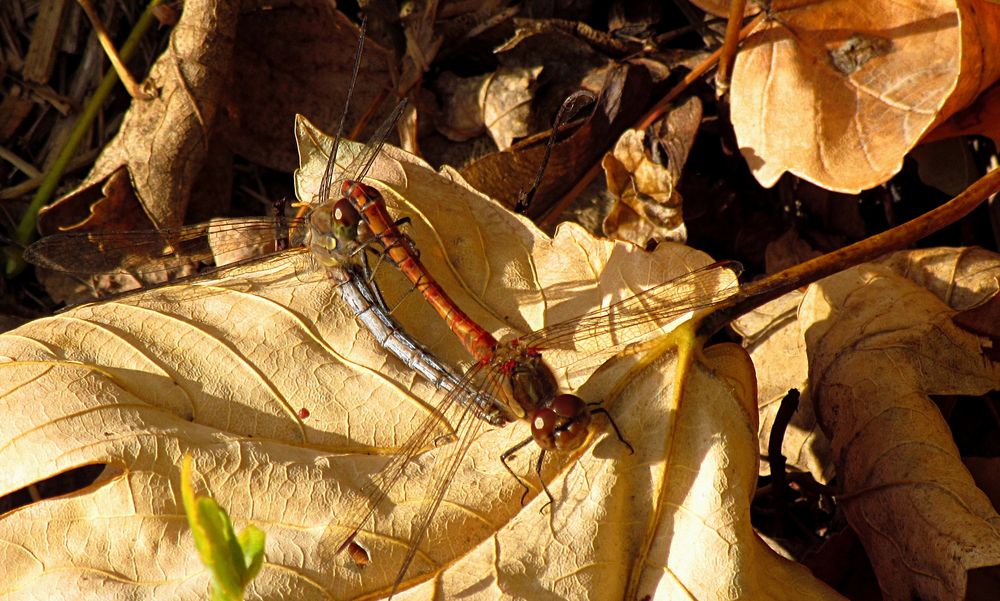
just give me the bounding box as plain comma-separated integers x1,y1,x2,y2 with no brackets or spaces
734,290,833,483
391,344,841,600
1,130,833,599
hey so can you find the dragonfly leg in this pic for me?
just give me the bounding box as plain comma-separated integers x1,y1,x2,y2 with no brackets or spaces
362,226,438,317
353,238,404,310
533,449,556,513
588,403,634,455
356,245,423,317
356,226,411,276
349,236,382,263
357,251,391,313
500,435,535,505
379,230,422,262
361,244,387,280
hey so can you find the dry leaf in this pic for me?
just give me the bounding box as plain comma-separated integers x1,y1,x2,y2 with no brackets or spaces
385,343,841,600
688,0,758,17
763,228,826,274
743,231,830,481
221,4,392,171
461,62,651,216
737,247,1000,532
602,96,701,247
924,78,1000,144
433,72,489,141
731,0,1000,192
482,65,542,150
76,0,239,230
37,166,147,237
474,27,606,153
910,138,981,196
801,248,1000,600
398,2,444,96
1,131,838,598
40,2,393,240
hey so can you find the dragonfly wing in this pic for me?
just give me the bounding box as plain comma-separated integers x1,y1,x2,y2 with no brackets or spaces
348,99,408,186
386,370,499,595
328,362,499,561
310,99,408,208
24,218,315,306
24,218,303,277
523,261,742,381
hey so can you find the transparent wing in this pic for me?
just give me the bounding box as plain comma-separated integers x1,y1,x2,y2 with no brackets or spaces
520,261,742,376
318,99,409,205
23,217,306,277
330,360,508,594
348,99,408,186
318,17,368,207
387,368,502,595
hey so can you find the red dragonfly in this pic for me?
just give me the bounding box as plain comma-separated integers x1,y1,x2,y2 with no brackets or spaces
330,177,743,594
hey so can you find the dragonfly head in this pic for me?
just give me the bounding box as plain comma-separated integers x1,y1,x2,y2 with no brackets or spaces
530,394,591,452
306,199,364,266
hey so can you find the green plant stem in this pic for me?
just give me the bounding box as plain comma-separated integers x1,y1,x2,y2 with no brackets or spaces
5,0,165,276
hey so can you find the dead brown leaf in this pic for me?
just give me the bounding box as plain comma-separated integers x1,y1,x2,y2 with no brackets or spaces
38,2,393,247
738,248,1000,505
731,0,1000,192
433,71,490,141
221,4,392,171
924,78,1000,145
482,64,543,150
461,61,651,217
734,290,833,482
603,95,702,247
76,0,239,231
801,248,1000,600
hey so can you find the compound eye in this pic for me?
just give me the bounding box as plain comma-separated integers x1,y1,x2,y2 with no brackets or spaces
333,199,361,228
531,408,559,451
553,417,589,451
309,207,326,231
550,394,584,419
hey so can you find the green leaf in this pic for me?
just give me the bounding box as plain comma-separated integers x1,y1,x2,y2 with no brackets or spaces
238,525,267,582
181,455,266,600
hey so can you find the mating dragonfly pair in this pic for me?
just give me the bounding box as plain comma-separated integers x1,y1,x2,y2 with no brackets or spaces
24,23,743,600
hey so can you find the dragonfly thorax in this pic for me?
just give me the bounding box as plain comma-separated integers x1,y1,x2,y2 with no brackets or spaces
306,199,365,267
502,348,558,416
341,179,381,205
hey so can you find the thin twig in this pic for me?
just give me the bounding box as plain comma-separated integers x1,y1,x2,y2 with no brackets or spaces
0,149,101,199
0,145,42,178
699,165,1000,337
715,0,747,97
76,0,158,100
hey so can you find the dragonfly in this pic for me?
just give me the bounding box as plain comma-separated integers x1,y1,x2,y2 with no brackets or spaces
331,177,744,594
21,25,507,429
